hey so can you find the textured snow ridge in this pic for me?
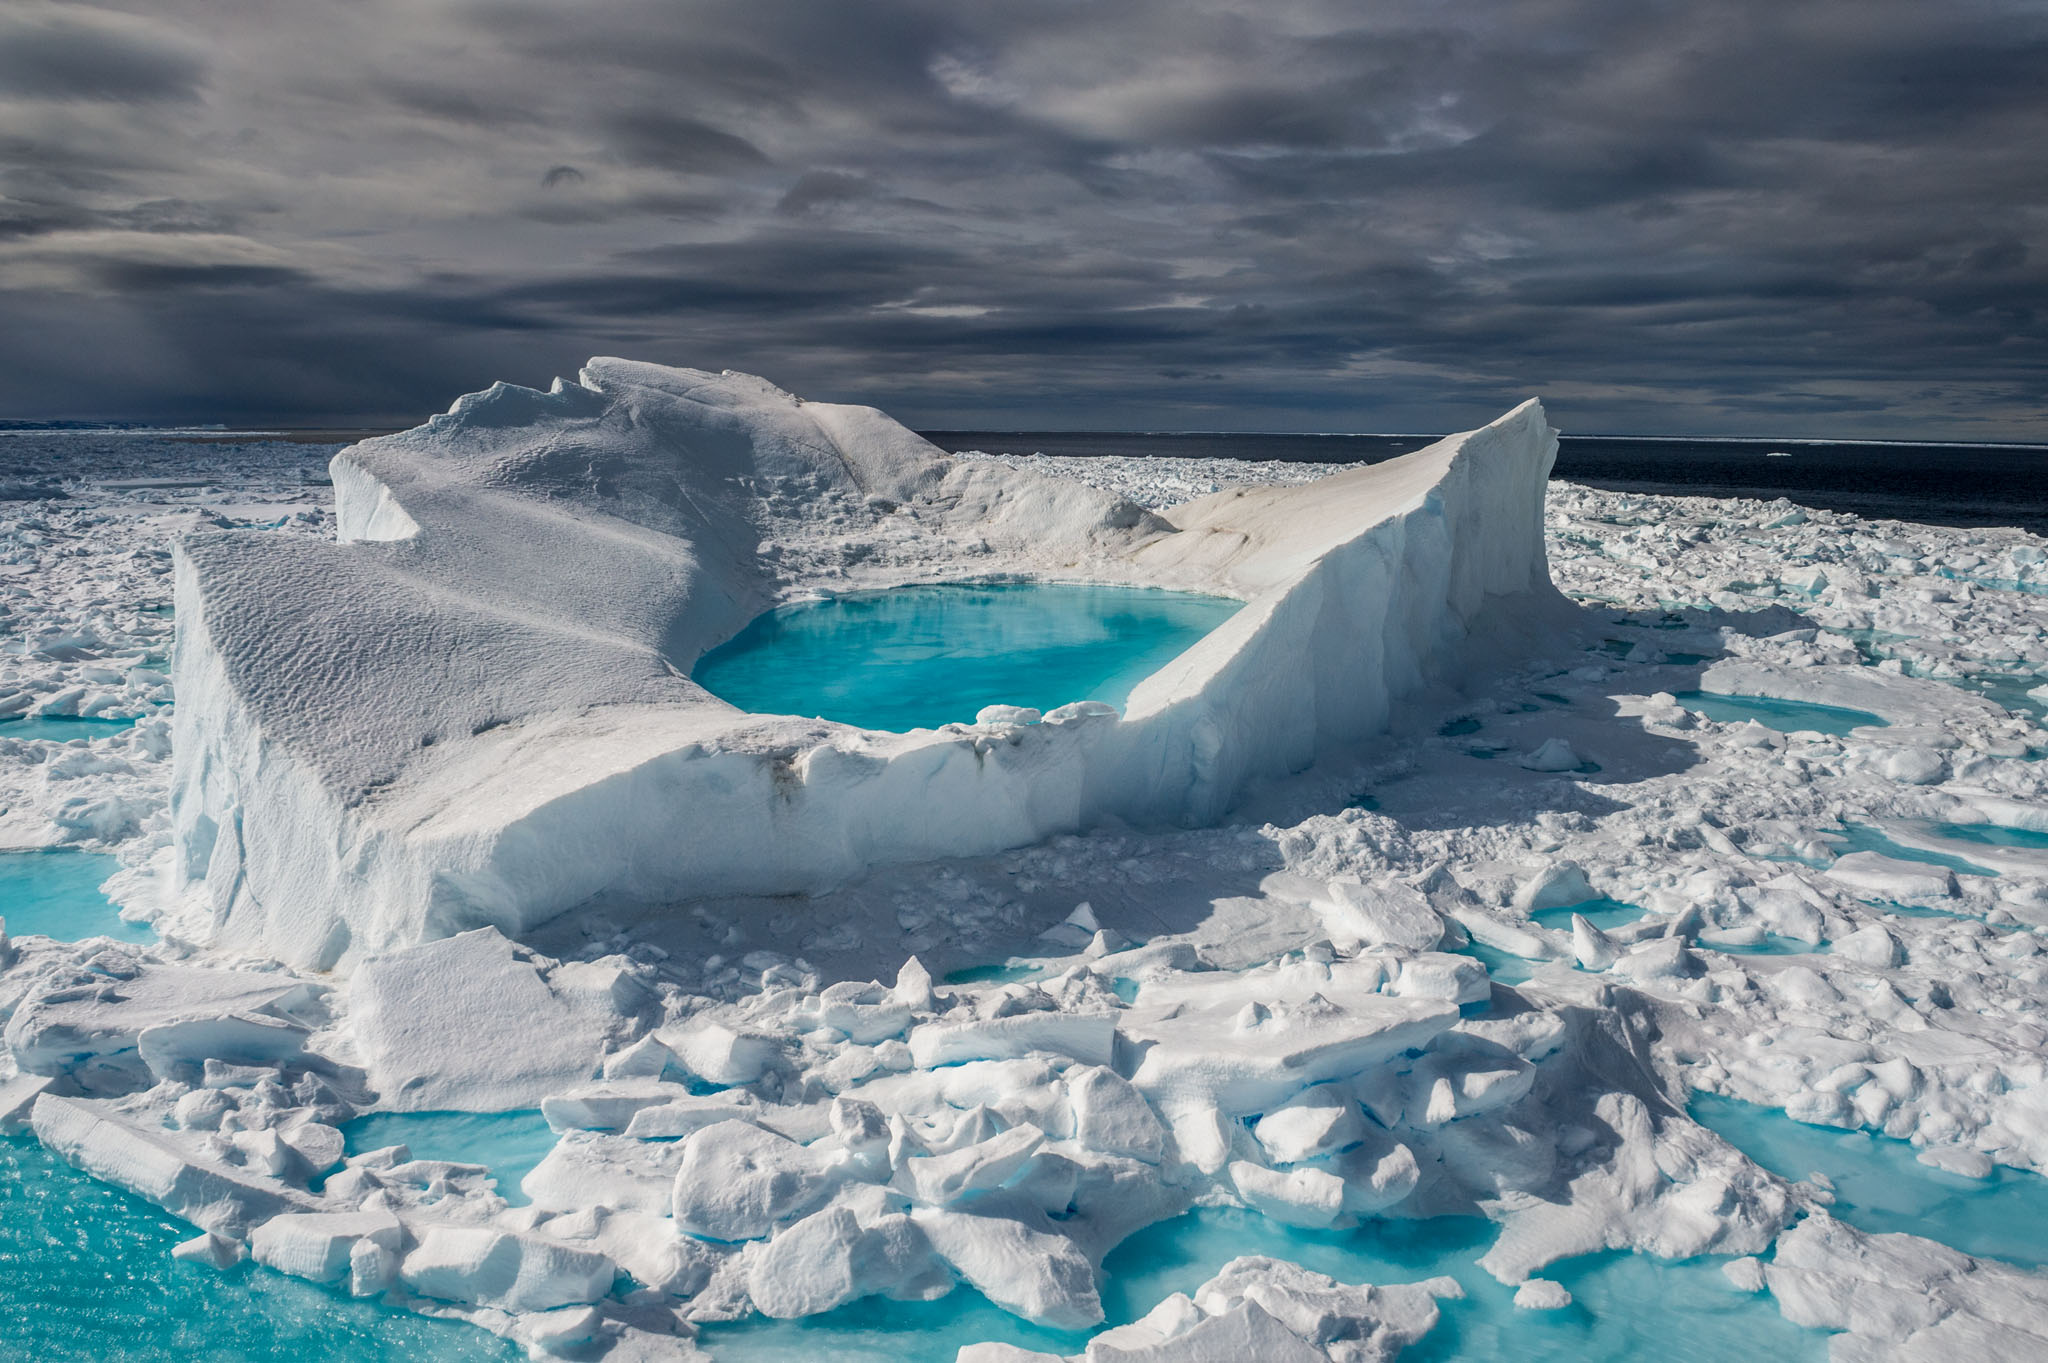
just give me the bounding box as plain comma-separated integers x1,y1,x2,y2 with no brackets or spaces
168,361,1560,968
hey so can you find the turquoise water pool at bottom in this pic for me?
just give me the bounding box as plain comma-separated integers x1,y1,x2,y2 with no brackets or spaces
1692,1092,2048,1267
0,848,151,943
692,582,1242,733
0,1135,519,1363
699,1206,1824,1362
340,1111,558,1207
2,1131,1829,1363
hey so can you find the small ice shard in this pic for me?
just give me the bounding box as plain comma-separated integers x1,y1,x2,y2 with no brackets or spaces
914,1208,1102,1328
894,1125,1044,1206
745,1205,937,1319
1825,851,1957,902
600,1032,676,1081
1038,901,1101,951
0,1074,52,1133
1519,737,1582,771
665,1020,781,1088
1781,565,1829,594
1571,913,1619,970
670,1120,830,1240
907,1011,1115,1068
1917,1145,1993,1179
1723,1256,1766,1292
1391,953,1490,1004
1831,924,1903,970
1317,878,1444,951
250,1210,403,1283
973,704,1041,726
1514,1278,1572,1309
399,1225,615,1312
1253,1087,1365,1165
522,1306,604,1357
171,1232,247,1270
1514,860,1596,912
1066,1065,1169,1164
892,956,936,1013
1879,746,1947,784
1228,1160,1346,1228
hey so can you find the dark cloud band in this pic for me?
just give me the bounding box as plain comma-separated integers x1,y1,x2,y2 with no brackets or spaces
0,0,2040,436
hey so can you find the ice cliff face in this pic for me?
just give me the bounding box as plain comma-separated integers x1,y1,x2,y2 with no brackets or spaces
168,360,1560,968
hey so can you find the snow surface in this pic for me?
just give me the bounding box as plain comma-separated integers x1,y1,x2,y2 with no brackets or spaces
3,404,2048,1361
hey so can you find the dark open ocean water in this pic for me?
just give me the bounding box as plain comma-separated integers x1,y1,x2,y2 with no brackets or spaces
921,432,2048,536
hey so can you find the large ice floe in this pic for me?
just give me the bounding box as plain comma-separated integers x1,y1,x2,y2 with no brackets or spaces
164,360,1560,969
5,381,2048,1361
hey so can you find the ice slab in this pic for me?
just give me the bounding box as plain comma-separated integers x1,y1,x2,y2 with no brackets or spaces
349,928,632,1111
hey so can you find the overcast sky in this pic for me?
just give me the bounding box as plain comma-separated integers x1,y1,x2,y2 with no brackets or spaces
1,0,2043,436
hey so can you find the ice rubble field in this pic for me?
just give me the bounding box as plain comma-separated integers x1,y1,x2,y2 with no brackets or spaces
2,396,2048,1362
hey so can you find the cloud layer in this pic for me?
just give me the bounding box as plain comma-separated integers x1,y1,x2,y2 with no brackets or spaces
0,0,2042,435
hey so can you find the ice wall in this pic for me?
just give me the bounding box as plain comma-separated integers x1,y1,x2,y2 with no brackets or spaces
168,361,1559,968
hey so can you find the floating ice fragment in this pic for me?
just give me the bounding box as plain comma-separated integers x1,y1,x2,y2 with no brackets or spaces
1513,1278,1572,1309
1519,737,1583,771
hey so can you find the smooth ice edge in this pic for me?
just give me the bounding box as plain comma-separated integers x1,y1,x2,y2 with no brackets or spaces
167,360,1559,968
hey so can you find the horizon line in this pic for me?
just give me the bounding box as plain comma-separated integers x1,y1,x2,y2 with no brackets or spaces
4,422,2045,452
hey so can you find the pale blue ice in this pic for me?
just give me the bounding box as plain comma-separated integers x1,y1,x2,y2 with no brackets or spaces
692,582,1241,732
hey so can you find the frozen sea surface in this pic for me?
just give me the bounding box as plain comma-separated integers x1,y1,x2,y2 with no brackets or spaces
0,849,149,943
692,581,1241,731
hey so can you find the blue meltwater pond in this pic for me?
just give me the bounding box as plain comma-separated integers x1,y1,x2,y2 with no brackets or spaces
1692,1093,2048,1267
1671,692,1886,737
692,582,1242,732
0,848,151,944
339,1111,559,1207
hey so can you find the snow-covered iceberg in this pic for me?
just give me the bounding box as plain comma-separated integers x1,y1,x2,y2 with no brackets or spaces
168,361,1559,968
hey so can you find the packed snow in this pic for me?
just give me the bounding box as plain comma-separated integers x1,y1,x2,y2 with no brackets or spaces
3,379,2048,1361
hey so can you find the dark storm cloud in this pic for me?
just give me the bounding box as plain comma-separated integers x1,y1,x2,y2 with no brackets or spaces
0,0,2042,436
0,9,203,103
598,110,770,173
